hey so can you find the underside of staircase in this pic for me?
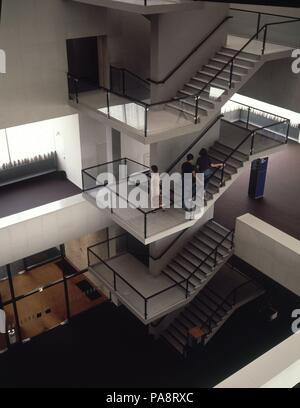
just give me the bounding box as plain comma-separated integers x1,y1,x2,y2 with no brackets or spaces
160,264,266,357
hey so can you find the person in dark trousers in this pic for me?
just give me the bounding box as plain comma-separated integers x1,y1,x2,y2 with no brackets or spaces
181,153,196,210
196,148,224,188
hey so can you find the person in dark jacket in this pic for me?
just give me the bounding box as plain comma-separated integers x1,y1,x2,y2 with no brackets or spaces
196,148,224,187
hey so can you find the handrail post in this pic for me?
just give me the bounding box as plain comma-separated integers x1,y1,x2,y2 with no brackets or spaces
256,13,262,39
106,90,110,119
229,60,234,89
144,213,147,239
231,230,235,250
246,107,251,129
194,96,199,124
122,69,126,96
185,279,189,299
145,299,148,320
262,26,268,55
250,132,256,155
113,271,117,291
214,249,218,268
144,106,148,138
286,120,290,143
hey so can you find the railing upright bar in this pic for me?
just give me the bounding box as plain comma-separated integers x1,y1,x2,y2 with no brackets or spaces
262,26,268,55
250,131,256,155
256,13,262,39
144,106,148,138
286,120,290,143
106,90,110,119
195,97,199,124
246,107,251,130
144,213,147,239
229,61,234,89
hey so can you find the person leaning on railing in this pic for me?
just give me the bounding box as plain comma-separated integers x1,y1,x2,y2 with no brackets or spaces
196,148,224,188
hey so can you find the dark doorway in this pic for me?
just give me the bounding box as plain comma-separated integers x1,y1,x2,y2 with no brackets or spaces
67,36,100,93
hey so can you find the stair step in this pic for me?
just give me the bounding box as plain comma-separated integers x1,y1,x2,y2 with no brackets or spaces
202,227,233,250
180,251,211,280
173,320,189,337
188,304,212,326
216,52,256,69
170,261,202,286
208,154,240,173
221,47,261,62
196,231,230,255
213,142,249,163
188,242,216,268
214,141,249,162
193,238,224,263
210,58,250,74
210,145,245,165
163,266,195,291
166,102,198,118
168,324,188,345
184,245,214,274
162,331,185,354
183,310,206,329
209,148,243,168
199,69,241,85
191,301,221,324
203,286,232,312
177,90,215,108
194,295,227,320
191,76,230,91
208,220,232,239
208,176,222,188
204,65,246,81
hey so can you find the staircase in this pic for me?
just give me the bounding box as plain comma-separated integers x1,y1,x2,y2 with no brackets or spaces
162,219,234,295
166,46,262,122
161,264,265,356
205,138,249,202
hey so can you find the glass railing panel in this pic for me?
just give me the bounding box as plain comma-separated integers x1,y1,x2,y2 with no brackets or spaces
101,93,146,133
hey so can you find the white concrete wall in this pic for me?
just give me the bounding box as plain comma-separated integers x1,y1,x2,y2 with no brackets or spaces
216,332,300,388
107,9,151,79
234,214,300,296
0,195,112,267
150,2,229,101
0,0,108,130
79,114,112,169
121,132,150,166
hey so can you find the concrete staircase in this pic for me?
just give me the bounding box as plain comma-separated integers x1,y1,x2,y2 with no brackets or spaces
167,47,262,122
162,219,234,294
161,265,265,356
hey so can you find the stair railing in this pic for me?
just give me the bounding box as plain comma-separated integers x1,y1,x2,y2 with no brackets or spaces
207,118,290,188
184,228,235,298
204,268,264,334
68,14,300,135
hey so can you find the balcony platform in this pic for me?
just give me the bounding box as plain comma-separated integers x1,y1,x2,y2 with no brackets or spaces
89,252,189,323
0,172,81,219
72,0,203,15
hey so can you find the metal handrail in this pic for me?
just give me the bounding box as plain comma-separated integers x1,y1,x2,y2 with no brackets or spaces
207,118,290,187
68,15,300,135
228,99,290,123
204,267,264,334
110,65,150,87
230,7,300,21
184,228,234,297
148,16,232,85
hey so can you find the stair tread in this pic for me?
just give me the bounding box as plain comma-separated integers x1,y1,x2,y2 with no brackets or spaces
222,47,261,61
214,141,249,161
204,65,246,79
208,220,232,238
209,148,243,167
199,70,240,84
191,301,222,323
162,331,185,354
190,77,229,91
